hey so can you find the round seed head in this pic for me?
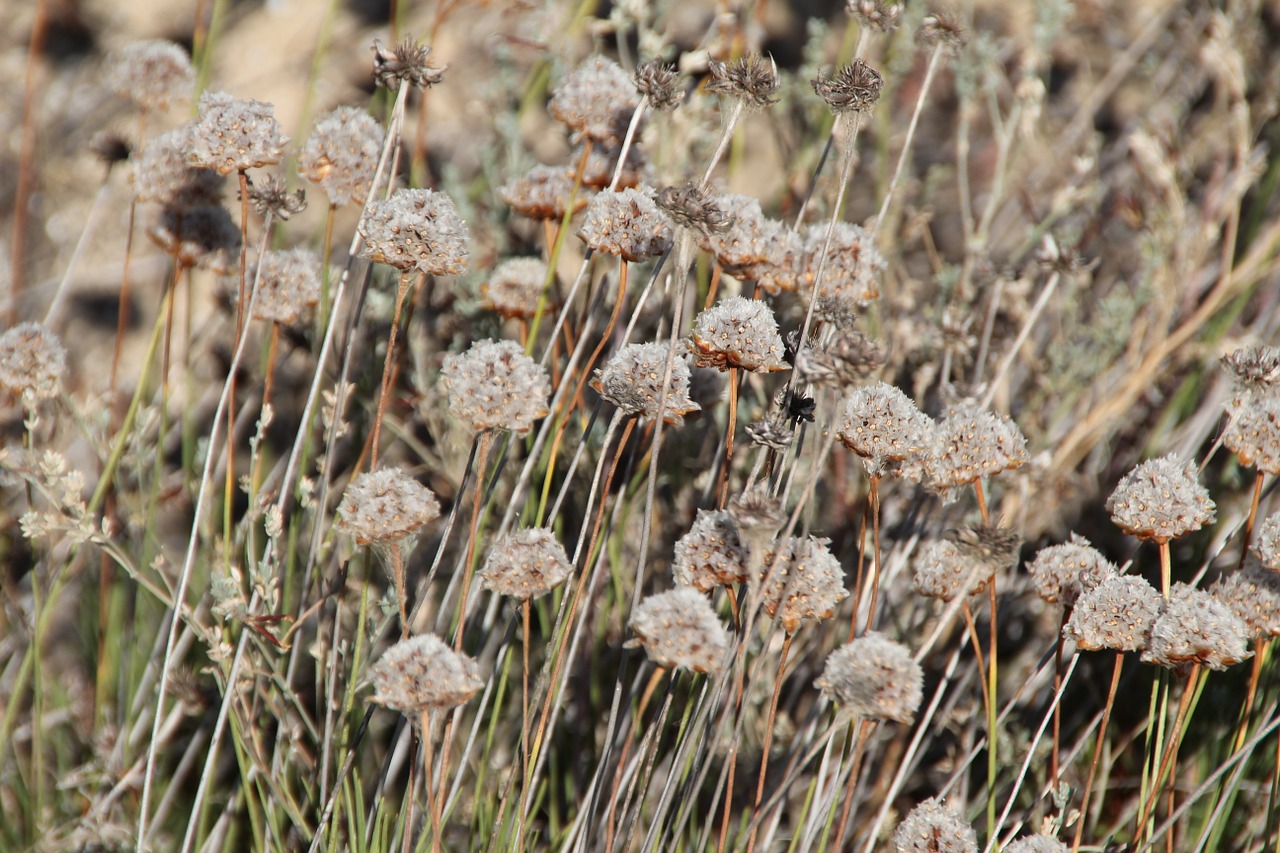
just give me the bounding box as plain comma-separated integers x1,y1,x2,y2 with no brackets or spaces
577,187,672,261
892,797,978,853
926,403,1028,494
0,323,67,402
673,509,748,591
657,182,733,235
1003,836,1068,853
1063,574,1161,652
837,382,936,479
130,127,224,206
760,536,848,634
913,539,995,602
634,59,684,111
549,56,638,143
480,528,573,601
252,248,322,325
334,468,441,547
746,411,794,451
706,54,780,110
369,633,482,713
799,222,885,306
688,296,788,373
1211,556,1280,641
1253,512,1280,571
694,195,796,287
798,330,886,388
816,632,923,723
245,175,306,220
371,37,445,90
1224,398,1280,474
593,342,700,425
580,141,649,189
298,106,385,207
917,13,968,52
846,0,903,32
481,257,550,320
440,339,551,434
106,39,195,112
946,524,1022,573
1026,534,1118,606
1222,345,1280,413
1105,455,1216,543
359,188,470,276
626,588,730,674
502,165,591,221
148,204,242,273
1143,582,1251,670
187,91,288,175
726,487,786,552
811,60,884,114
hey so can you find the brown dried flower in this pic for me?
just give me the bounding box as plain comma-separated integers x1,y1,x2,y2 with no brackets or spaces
798,222,885,306
187,91,288,175
372,37,446,90
1222,345,1280,413
1026,534,1118,607
1143,582,1250,670
1224,398,1280,474
1003,836,1068,853
148,205,242,273
593,342,700,425
811,60,884,114
927,403,1028,495
106,39,194,112
0,323,67,402
634,59,684,111
913,539,993,602
688,296,788,373
480,528,573,601
502,165,591,221
440,339,551,434
760,536,848,634
673,509,748,592
251,248,322,325
334,468,441,547
359,188,470,276
836,382,936,479
917,13,968,52
370,633,482,713
846,0,903,32
626,588,730,674
481,257,550,320
1063,574,1161,652
657,182,733,234
1211,556,1280,641
1105,455,1215,543
298,106,385,207
746,412,794,451
706,54,780,110
549,56,638,143
1253,512,1280,571
244,175,306,220
892,797,978,853
130,127,224,207
816,632,923,723
577,188,672,261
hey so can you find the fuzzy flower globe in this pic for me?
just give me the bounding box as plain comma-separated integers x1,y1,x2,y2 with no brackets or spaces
1106,455,1216,543
673,509,748,592
129,127,225,207
1254,512,1280,571
1211,556,1280,641
1143,582,1251,670
370,633,483,713
577,188,672,262
706,54,780,110
297,106,385,208
0,323,68,403
892,797,978,853
502,165,590,221
479,528,573,601
626,588,730,674
799,222,885,305
913,539,996,602
656,182,733,235
334,468,441,547
1224,398,1280,474
548,56,637,143
1063,574,1161,652
1003,837,1068,853
187,91,287,175
359,188,470,276
439,339,551,434
926,403,1028,495
251,248,322,325
1221,344,1280,413
106,39,195,112
481,257,550,320
837,382,936,479
1026,533,1118,607
594,342,700,425
688,296,788,373
816,632,923,723
759,536,848,633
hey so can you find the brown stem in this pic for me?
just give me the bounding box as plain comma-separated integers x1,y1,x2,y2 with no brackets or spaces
973,477,989,526
848,491,870,642
1237,471,1266,572
517,599,533,853
372,270,414,469
1135,664,1203,839
392,542,409,640
1051,608,1070,789
747,633,793,853
454,430,493,650
605,665,666,852
1158,539,1172,600
570,259,630,413
717,367,740,509
420,710,442,853
9,0,50,323
832,718,877,852
110,199,138,401
960,601,992,714
863,475,883,635
1071,652,1124,853
1234,638,1269,753
704,262,723,310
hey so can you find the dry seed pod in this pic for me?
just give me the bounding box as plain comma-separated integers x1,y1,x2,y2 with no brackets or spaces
816,632,923,723
370,633,482,713
1106,455,1215,543
593,342,700,425
1143,582,1251,670
0,323,67,402
440,339,551,434
1025,534,1118,607
688,296,788,373
334,468,441,547
626,588,730,674
480,528,573,601
1063,574,1161,652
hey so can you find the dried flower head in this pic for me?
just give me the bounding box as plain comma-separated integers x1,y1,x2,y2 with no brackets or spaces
580,141,649,189
106,39,194,112
148,204,241,272
90,131,132,170
946,524,1022,573
359,188,470,276
480,528,573,601
846,0,903,32
1105,455,1216,543
1224,397,1280,474
1222,345,1280,413
549,56,638,143
634,59,684,111
626,588,730,674
760,536,848,634
694,195,798,289
812,60,884,114
502,165,591,221
657,182,733,234
369,633,482,713
798,330,886,388
917,13,968,52
1211,557,1280,641
799,222,885,305
187,91,288,175
481,257,550,320
688,296,788,373
836,382,936,479
893,797,978,853
1253,512,1280,571
816,632,923,723
706,54,780,110
1003,836,1068,853
1063,574,1161,652
726,487,786,551
334,468,441,547
244,175,306,220
1026,534,1118,607
577,188,672,261
439,339,551,434
130,127,224,206
298,106,385,207
673,509,748,591
593,342,700,425
251,248,322,325
372,37,445,90
0,323,67,402
913,539,993,601
927,403,1028,494
747,412,794,451
1143,583,1250,670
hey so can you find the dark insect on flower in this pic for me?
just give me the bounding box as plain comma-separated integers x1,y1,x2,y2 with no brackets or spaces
372,37,446,90
787,393,816,423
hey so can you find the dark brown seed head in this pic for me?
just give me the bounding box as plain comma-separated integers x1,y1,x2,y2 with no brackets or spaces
372,37,446,90
243,175,306,220
705,54,780,110
634,59,684,111
811,60,884,114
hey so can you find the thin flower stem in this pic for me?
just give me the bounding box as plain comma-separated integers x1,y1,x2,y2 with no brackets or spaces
1071,652,1124,853
420,710,441,853
1135,664,1204,841
371,269,414,469
873,45,944,234
717,366,740,508
454,430,494,649
747,632,793,853
832,718,876,852
605,665,666,852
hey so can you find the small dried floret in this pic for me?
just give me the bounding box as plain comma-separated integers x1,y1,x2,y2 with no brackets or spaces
593,342,700,425
370,633,482,713
372,37,446,90
187,91,288,175
148,204,241,273
244,175,306,220
694,195,790,277
913,539,994,601
1026,534,1118,607
580,141,649,189
917,13,968,52
549,56,638,143
1211,557,1280,640
760,536,848,633
502,165,591,221
627,588,730,674
812,60,884,114
130,127,224,206
106,39,194,112
892,797,978,853
798,222,885,306
1003,836,1068,853
251,248,322,325
440,339,551,434
1143,582,1250,670
706,54,780,110
673,509,748,591
946,524,1022,573
0,323,67,402
634,59,684,111
816,632,922,723
927,403,1028,493
688,296,788,373
846,0,903,32
1106,455,1216,543
298,106,385,207
481,257,550,320
359,188,470,276
91,131,132,169
1063,574,1161,652
335,468,441,546
1224,398,1280,474
797,330,886,388
726,486,786,551
577,187,672,261
1222,345,1280,413
657,182,733,234
480,528,573,600
836,382,935,479
1254,512,1280,571
747,412,794,450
